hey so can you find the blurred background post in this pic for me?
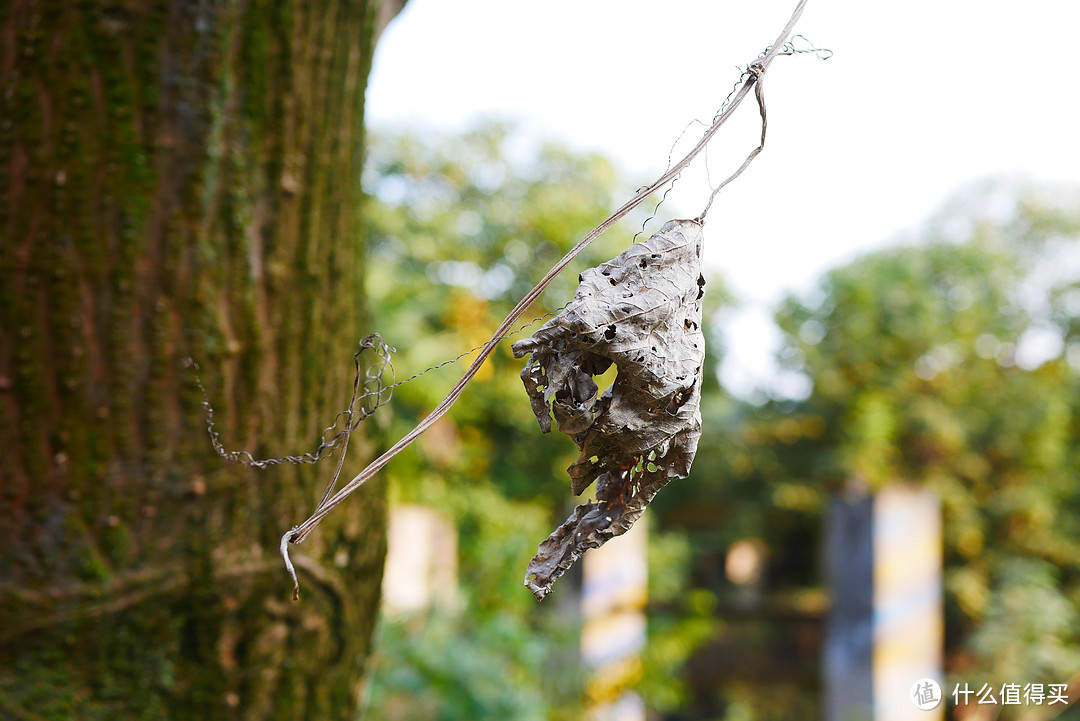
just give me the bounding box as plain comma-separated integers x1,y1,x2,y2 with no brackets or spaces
582,515,649,721
824,487,943,721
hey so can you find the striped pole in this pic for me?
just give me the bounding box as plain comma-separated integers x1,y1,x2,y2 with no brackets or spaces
581,514,648,721
824,486,943,721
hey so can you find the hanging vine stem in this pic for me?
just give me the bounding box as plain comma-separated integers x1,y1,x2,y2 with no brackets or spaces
697,67,767,222
280,0,813,600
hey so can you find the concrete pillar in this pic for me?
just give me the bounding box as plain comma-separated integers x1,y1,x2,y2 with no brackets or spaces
381,505,458,614
823,486,943,721
581,514,648,721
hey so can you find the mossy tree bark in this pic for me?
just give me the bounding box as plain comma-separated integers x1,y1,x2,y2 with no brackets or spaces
0,0,399,717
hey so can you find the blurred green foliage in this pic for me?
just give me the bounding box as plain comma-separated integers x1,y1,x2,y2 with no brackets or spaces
695,181,1080,719
361,121,635,507
366,607,577,721
358,123,713,719
355,119,1080,720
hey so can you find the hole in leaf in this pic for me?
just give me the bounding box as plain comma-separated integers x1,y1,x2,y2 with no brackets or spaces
604,325,616,340
638,258,647,269
666,381,696,414
593,362,618,396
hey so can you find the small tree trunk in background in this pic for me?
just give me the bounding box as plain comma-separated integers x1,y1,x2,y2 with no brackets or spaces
0,0,400,717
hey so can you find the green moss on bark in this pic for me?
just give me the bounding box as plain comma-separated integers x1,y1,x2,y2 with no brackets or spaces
0,0,389,716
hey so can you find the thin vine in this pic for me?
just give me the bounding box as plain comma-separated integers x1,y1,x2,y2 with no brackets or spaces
200,0,825,599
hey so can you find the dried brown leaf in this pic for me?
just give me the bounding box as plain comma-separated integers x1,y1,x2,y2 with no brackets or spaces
512,219,706,600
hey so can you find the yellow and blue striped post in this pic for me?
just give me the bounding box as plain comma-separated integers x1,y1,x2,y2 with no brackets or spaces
824,486,943,721
874,488,943,721
581,514,648,721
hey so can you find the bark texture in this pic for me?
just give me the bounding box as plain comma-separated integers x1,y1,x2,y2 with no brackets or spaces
0,0,394,717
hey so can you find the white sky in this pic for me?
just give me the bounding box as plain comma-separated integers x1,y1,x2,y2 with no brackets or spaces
366,0,1080,398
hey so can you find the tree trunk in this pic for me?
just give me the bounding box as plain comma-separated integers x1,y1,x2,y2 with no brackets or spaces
0,0,397,717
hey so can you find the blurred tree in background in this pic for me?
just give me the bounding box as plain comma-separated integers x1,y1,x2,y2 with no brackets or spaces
356,116,1080,721
661,181,1080,719
0,1,402,718
771,183,1080,695
358,123,730,719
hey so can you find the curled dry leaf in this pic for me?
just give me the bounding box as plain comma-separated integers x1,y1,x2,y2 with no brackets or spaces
512,219,706,600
